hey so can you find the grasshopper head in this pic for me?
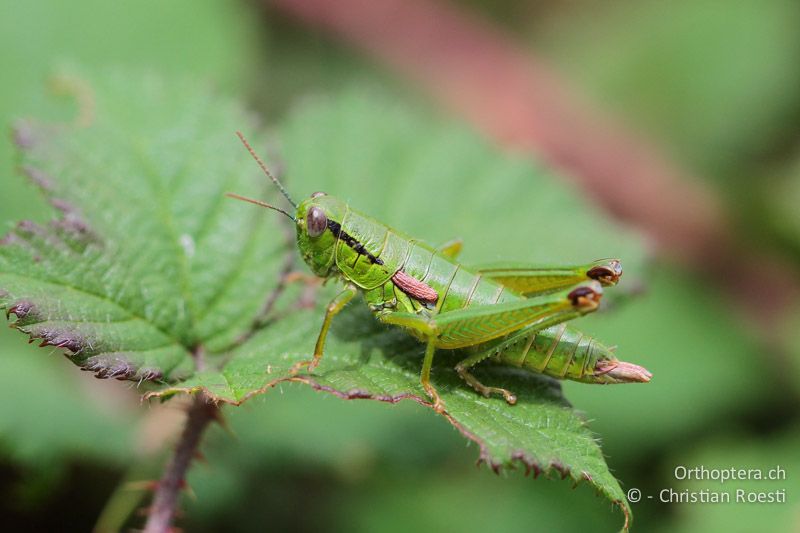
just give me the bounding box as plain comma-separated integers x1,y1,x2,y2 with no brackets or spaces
295,192,347,277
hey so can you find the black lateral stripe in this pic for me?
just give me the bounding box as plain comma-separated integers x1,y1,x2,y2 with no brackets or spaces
327,220,384,265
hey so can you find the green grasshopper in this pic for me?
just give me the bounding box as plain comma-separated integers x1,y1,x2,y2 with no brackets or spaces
229,133,651,412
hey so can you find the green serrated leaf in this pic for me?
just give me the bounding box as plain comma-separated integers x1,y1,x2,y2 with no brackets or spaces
0,0,260,484
536,0,800,179
152,302,630,525
1,72,647,528
1,70,285,382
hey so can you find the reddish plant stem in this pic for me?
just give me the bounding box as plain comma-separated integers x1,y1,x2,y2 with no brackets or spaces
142,394,218,533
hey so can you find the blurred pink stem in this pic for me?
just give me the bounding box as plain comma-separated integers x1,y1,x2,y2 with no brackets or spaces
142,394,217,533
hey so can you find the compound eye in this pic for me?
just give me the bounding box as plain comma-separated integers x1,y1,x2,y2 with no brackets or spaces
306,206,328,237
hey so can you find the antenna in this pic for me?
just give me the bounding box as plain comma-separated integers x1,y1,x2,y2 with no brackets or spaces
225,193,296,221
235,131,297,208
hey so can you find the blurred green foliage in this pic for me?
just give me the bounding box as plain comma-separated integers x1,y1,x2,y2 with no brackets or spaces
533,0,800,183
530,0,800,275
763,159,800,264
1,0,798,532
0,0,260,527
661,426,800,532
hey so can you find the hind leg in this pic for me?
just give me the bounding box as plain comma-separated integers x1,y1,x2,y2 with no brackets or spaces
455,348,518,405
421,338,446,413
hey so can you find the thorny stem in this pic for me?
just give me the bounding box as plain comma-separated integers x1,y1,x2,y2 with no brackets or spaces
142,143,298,531
143,200,294,531
142,393,218,533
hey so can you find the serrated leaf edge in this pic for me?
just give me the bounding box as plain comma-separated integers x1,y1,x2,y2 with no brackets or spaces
144,375,630,530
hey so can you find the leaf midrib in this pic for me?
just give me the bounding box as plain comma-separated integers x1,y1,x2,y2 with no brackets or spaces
133,139,196,331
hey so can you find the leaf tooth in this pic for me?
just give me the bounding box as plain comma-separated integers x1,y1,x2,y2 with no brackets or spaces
34,327,89,354
110,364,138,380
0,232,23,246
476,454,503,475
12,121,37,149
20,165,55,193
96,363,136,380
15,219,45,237
50,216,102,251
137,368,163,382
11,216,98,258
549,460,570,480
6,300,38,322
511,450,542,478
81,358,104,372
82,355,138,381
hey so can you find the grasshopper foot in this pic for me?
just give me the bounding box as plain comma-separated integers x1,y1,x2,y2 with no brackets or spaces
423,383,447,414
480,387,517,405
288,360,309,375
498,389,518,405
456,364,518,405
289,353,323,375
